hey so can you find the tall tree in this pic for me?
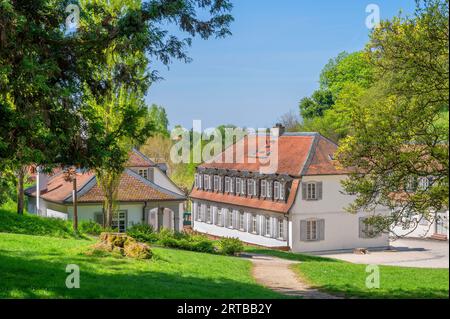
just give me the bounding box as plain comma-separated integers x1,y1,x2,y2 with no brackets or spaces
336,0,449,235
0,0,233,213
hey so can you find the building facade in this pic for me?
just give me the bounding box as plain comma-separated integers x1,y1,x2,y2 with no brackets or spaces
190,131,390,253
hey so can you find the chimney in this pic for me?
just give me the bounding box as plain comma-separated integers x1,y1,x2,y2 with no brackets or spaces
274,123,285,136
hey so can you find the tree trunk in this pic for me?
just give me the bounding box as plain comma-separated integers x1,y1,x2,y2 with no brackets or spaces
72,178,78,231
17,168,24,215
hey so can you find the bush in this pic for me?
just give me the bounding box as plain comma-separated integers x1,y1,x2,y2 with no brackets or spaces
79,221,103,236
127,224,158,243
218,237,244,256
155,229,216,254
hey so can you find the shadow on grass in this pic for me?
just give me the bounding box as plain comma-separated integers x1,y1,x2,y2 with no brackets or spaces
0,250,285,299
243,247,341,263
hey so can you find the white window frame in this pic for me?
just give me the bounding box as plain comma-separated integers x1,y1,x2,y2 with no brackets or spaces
206,206,212,223
225,177,231,193
236,178,242,194
241,179,246,196
306,220,318,241
239,212,245,231
228,210,233,229
217,209,223,227
248,179,256,196
267,181,272,198
280,183,285,200
138,169,148,179
278,219,284,240
213,175,220,192
274,181,280,200
261,180,267,197
251,214,258,234
307,182,317,200
265,216,271,236
418,177,430,191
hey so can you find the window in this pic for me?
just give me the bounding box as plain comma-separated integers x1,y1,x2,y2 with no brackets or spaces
267,181,272,198
230,177,235,194
236,178,242,194
204,175,212,191
274,181,280,199
198,174,203,189
214,175,220,192
241,179,247,195
206,206,212,223
248,179,256,196
405,176,418,193
239,212,245,230
278,219,284,239
261,180,267,197
307,182,317,200
265,216,271,236
138,169,148,179
306,220,318,241
280,183,285,200
112,210,127,233
194,174,199,188
228,210,233,229
252,215,258,234
225,177,231,192
217,209,223,226
418,177,430,191
359,217,378,238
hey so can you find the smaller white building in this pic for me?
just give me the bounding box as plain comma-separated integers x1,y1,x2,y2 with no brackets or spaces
25,149,186,232
190,130,390,253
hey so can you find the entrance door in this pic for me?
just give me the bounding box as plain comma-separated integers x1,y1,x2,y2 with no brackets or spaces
112,210,128,233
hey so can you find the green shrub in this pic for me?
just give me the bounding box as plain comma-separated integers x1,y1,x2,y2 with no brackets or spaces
218,237,244,256
155,229,216,254
127,224,158,243
79,221,103,236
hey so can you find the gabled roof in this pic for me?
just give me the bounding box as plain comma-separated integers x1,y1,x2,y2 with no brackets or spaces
125,148,156,168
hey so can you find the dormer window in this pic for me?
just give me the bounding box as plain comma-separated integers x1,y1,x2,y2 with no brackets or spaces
247,179,256,196
261,180,267,197
267,181,273,199
204,175,212,191
274,181,280,200
138,169,148,179
225,177,231,192
213,175,220,192
236,178,242,194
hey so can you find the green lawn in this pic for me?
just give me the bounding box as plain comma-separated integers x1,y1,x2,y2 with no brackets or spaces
0,232,282,299
294,262,449,299
244,246,449,299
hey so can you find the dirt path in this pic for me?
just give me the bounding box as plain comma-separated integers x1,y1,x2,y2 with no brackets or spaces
243,254,340,299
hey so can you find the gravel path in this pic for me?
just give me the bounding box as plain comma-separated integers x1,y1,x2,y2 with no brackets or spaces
243,254,340,299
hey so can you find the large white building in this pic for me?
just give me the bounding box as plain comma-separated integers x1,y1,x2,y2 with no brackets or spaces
190,130,390,253
25,149,186,232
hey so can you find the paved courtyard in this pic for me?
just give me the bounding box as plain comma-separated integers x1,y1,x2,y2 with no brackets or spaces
316,238,449,268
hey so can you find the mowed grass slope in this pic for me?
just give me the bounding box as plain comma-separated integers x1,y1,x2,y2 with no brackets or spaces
0,233,282,299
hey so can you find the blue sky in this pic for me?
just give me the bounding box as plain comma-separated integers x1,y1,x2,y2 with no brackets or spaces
146,0,416,130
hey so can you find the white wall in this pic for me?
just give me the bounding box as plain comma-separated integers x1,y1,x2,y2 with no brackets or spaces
392,211,449,239
291,175,389,252
153,168,185,196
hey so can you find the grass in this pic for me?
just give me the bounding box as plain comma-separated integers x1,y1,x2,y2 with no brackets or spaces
294,262,449,299
244,246,449,299
0,206,82,239
0,232,283,299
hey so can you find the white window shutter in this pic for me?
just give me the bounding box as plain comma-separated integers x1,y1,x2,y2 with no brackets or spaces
192,202,198,221
300,220,307,241
359,217,366,238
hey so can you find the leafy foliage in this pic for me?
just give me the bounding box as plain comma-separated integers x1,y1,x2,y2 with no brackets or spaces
217,237,244,256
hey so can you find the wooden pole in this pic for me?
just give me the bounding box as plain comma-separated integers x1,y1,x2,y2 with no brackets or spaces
73,177,78,231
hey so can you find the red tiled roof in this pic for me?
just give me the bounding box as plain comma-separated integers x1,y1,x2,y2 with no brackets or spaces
125,149,155,167
190,179,300,214
25,172,95,203
304,135,351,175
199,134,315,176
77,170,184,203
199,133,348,176
26,169,184,204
